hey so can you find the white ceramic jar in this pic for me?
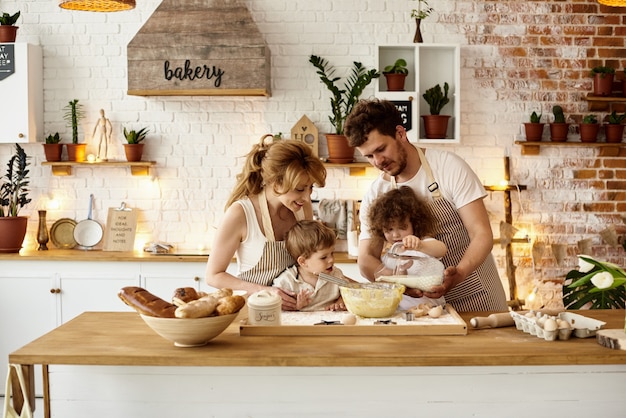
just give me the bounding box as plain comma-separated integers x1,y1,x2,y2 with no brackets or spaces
247,290,281,326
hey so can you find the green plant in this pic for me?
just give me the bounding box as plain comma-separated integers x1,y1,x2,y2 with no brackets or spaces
552,105,566,124
410,0,433,20
582,114,598,124
607,110,626,124
383,58,409,75
0,11,20,26
590,66,615,78
309,55,380,135
45,132,61,144
123,127,149,144
422,82,450,115
529,111,542,123
0,144,31,217
563,255,626,309
63,99,85,144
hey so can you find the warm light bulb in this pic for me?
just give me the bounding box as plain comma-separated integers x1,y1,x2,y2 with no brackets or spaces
498,179,509,189
87,154,96,163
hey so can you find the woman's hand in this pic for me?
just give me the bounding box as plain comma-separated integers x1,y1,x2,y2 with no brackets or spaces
275,287,298,311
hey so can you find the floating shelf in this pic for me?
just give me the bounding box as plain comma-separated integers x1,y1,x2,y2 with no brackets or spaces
42,161,156,176
323,162,372,176
584,93,626,111
514,140,626,156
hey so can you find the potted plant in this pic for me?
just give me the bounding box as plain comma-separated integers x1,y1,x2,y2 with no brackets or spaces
579,114,599,143
0,144,31,253
604,110,626,143
0,11,20,43
63,99,86,162
523,111,544,142
590,66,615,97
549,105,569,142
122,126,149,162
382,58,409,91
410,0,434,43
309,55,380,163
421,82,450,139
43,132,64,162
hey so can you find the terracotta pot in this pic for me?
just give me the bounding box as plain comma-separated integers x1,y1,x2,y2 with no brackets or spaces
549,123,569,142
66,143,87,162
523,123,544,142
593,73,614,96
384,73,407,91
604,124,625,143
0,216,28,253
43,144,64,162
421,115,451,139
579,123,599,143
0,25,18,43
325,134,354,163
123,143,145,162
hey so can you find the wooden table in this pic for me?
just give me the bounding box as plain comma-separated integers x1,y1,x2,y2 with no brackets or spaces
6,310,626,418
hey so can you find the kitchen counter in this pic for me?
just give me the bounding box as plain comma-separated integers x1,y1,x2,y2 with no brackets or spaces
6,309,626,417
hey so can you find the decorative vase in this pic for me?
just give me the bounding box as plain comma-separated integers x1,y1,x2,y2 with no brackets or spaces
421,115,451,139
523,123,544,142
123,143,145,162
37,210,49,251
604,124,625,143
66,143,87,162
0,25,18,43
593,73,614,97
43,144,64,162
384,73,407,91
413,18,423,43
549,123,569,142
579,123,599,143
325,134,355,163
0,216,28,253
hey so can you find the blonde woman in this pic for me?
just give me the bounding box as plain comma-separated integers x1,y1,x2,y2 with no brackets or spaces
205,138,326,310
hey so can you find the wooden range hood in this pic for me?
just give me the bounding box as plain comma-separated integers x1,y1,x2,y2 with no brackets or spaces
127,0,271,97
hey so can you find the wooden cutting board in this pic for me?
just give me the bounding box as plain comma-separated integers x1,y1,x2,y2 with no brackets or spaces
596,329,626,350
239,304,467,336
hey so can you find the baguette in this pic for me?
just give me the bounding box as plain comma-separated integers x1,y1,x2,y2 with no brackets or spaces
118,286,177,318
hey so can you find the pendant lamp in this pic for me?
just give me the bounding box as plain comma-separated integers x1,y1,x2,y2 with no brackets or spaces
59,0,135,12
598,0,626,6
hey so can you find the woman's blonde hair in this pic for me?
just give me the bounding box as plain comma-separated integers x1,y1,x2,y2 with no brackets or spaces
285,220,336,260
226,138,326,209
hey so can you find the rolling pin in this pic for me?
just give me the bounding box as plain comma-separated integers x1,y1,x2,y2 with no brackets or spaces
469,313,515,329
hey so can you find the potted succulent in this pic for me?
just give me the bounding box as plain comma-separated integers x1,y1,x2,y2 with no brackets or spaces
122,126,149,162
549,105,569,142
590,66,615,97
523,111,544,142
63,99,86,162
309,54,380,163
410,0,434,43
579,114,599,143
0,11,20,43
43,132,64,162
382,58,409,91
604,110,626,143
0,144,31,253
421,82,451,139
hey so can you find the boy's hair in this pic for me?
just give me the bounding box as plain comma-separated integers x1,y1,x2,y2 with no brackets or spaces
367,186,435,240
285,220,336,260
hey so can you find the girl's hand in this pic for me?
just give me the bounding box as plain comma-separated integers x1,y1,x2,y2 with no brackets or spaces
402,235,422,250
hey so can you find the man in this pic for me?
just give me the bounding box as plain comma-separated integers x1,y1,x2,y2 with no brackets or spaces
344,99,507,312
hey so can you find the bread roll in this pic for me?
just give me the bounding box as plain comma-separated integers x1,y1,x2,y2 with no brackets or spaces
175,295,219,318
172,287,200,305
215,295,246,316
118,287,177,318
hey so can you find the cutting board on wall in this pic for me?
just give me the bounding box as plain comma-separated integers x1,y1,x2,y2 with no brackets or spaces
103,205,138,252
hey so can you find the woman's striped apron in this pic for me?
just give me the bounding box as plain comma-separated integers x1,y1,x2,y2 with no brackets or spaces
392,148,507,312
238,190,303,286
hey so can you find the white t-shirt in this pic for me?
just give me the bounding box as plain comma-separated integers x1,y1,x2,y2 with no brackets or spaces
273,265,343,311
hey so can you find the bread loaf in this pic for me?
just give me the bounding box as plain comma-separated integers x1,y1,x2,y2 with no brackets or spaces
172,287,200,305
118,287,177,318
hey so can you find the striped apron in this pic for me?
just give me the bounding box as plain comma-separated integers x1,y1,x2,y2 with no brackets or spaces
392,148,508,312
238,190,303,286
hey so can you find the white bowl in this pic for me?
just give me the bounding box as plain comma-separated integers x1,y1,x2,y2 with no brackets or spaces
141,313,238,347
340,282,405,318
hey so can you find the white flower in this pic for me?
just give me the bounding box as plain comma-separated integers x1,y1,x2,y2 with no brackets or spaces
578,255,595,273
590,271,615,289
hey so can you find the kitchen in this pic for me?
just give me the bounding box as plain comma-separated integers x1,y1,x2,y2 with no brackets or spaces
2,0,626,416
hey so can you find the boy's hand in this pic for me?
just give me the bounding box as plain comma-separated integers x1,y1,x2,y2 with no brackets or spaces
326,297,347,311
296,288,312,310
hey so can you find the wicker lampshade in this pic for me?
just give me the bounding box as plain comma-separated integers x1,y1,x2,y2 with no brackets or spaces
59,0,135,12
598,0,626,6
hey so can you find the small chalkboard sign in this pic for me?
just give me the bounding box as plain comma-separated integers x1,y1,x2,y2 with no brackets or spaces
103,203,138,252
391,100,413,133
0,44,15,81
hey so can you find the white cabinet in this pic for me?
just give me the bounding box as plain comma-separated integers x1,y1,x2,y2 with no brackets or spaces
140,262,207,301
375,44,460,144
0,43,43,143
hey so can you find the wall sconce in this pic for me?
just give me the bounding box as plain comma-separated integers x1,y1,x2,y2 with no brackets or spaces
59,0,135,12
598,0,626,6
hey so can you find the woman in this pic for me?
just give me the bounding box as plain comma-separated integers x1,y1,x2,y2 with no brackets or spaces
205,138,326,310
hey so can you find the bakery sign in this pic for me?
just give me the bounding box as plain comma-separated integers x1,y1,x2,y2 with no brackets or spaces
0,44,15,81
127,0,271,97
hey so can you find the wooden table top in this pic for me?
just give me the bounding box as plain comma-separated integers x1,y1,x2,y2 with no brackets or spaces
9,310,626,368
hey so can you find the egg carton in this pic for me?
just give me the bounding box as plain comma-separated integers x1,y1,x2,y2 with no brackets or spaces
510,311,606,342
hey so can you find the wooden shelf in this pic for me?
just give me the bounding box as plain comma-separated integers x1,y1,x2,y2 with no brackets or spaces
323,162,372,176
584,93,626,111
514,140,626,156
42,161,156,176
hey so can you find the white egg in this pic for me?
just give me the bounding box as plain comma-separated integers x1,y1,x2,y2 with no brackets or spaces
341,313,357,325
543,318,558,332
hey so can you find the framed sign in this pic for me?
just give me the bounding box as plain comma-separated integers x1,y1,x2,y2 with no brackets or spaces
391,100,413,134
0,44,15,81
103,204,138,252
